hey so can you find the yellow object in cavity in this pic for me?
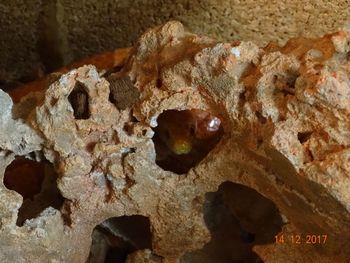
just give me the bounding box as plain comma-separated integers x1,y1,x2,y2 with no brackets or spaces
171,139,192,155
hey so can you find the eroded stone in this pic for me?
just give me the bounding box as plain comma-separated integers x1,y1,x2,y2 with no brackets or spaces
0,21,349,262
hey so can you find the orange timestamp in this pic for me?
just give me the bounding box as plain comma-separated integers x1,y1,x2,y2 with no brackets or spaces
275,234,328,244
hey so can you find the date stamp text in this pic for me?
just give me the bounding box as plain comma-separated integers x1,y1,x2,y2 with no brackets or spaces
275,234,328,244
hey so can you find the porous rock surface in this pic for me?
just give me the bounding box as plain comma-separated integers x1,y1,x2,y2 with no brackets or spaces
1,21,350,262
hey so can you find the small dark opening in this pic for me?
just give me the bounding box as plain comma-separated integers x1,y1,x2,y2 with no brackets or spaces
181,182,283,263
239,90,246,100
297,131,312,144
109,91,117,105
156,77,162,88
123,122,133,135
153,109,223,174
61,200,73,227
87,215,152,263
255,111,267,124
4,157,44,200
68,81,90,119
3,156,64,226
306,148,314,162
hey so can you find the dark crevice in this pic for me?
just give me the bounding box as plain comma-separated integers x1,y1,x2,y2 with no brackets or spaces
273,73,298,97
156,77,162,88
305,148,315,163
257,137,263,148
61,200,73,227
273,73,297,88
153,109,223,174
297,131,312,144
3,156,64,226
105,178,115,203
50,97,59,107
239,90,246,101
4,157,44,200
109,90,117,105
87,215,152,263
68,81,90,119
255,111,267,124
181,182,282,263
123,122,134,135
86,142,96,153
123,113,140,136
25,150,45,162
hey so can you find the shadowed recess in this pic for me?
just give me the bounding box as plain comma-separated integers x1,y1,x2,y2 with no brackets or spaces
153,109,224,174
181,181,283,263
68,81,90,119
297,131,312,144
3,156,64,226
87,215,152,263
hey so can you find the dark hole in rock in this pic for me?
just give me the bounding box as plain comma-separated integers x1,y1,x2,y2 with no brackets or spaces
123,122,134,135
156,77,162,88
87,215,152,263
273,73,297,89
3,156,64,226
60,201,72,227
153,109,224,174
4,157,44,200
255,111,267,124
239,90,246,101
297,131,312,144
86,142,97,153
181,181,282,263
68,81,90,119
108,76,140,110
306,148,314,162
123,115,140,136
50,97,58,107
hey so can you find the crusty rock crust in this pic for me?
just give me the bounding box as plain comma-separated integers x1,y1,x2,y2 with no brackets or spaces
1,21,349,262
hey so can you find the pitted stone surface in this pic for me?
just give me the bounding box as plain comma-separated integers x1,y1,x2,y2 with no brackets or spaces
0,21,349,262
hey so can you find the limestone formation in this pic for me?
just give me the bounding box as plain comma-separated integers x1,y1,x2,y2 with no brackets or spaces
0,21,350,262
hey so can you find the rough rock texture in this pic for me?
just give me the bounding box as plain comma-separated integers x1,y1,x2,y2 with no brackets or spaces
2,0,350,90
1,21,350,262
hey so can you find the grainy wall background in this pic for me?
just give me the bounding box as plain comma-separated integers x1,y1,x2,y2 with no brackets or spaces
1,0,349,89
